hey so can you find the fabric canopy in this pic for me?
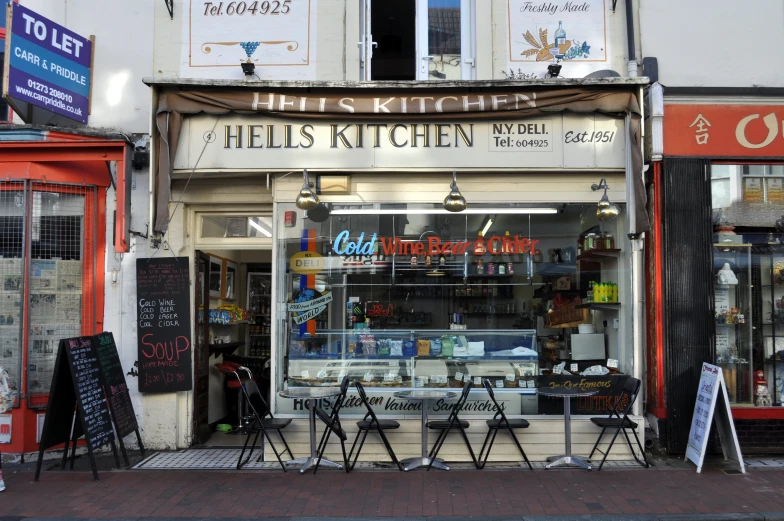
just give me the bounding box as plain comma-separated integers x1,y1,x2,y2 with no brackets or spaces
154,86,649,235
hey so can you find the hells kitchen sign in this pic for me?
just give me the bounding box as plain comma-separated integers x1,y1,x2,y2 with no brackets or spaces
664,104,784,157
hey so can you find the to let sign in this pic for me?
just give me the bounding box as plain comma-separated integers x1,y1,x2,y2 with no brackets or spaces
3,3,91,123
664,104,784,157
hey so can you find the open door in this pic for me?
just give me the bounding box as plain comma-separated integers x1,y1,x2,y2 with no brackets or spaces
193,251,211,445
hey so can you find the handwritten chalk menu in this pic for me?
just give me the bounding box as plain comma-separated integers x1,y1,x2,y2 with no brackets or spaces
685,362,745,473
136,257,193,393
95,332,138,438
36,336,117,481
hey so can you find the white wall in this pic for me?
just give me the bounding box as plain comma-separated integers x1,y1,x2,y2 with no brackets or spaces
639,0,784,87
18,0,154,132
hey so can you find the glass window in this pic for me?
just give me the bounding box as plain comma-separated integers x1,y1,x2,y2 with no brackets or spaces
0,182,25,407
711,163,784,406
201,215,273,238
276,201,631,416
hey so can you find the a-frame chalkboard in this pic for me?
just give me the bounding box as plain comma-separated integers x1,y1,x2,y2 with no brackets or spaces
94,331,144,467
35,336,120,481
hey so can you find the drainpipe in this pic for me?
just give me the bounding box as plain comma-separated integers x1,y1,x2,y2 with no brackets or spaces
625,0,638,77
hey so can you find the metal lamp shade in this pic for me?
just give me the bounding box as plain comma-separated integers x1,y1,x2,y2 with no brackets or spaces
596,192,620,222
295,170,319,210
443,171,467,212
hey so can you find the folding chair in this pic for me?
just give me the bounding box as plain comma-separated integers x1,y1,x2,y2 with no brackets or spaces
313,376,351,473
476,379,533,470
426,379,478,470
237,378,294,470
588,376,649,471
348,381,403,471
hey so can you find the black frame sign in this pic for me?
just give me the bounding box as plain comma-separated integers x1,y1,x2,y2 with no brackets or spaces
35,336,119,481
136,257,193,393
537,374,631,415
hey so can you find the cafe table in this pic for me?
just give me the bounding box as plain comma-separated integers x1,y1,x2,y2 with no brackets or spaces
393,389,457,471
278,387,344,473
537,386,598,470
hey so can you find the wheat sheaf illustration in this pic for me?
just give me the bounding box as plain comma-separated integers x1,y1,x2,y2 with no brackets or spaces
521,27,571,61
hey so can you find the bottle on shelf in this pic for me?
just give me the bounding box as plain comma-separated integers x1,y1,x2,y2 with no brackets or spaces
476,259,485,275
474,231,487,255
502,231,513,254
425,254,432,267
499,262,506,275
488,262,496,275
507,262,514,275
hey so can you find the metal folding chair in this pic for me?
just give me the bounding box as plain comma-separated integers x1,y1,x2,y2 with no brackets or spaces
313,376,351,473
476,379,533,470
237,377,294,470
348,381,403,471
426,379,478,470
588,376,649,471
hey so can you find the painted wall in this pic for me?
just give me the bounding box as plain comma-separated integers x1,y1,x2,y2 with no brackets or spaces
639,0,784,87
16,0,154,133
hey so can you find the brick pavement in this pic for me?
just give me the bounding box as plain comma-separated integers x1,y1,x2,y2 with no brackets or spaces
2,465,784,518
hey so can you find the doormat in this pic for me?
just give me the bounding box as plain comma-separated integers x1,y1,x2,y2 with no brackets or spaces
133,448,644,471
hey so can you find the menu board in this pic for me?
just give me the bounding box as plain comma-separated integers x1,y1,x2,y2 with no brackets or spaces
35,336,116,481
95,332,138,438
136,258,193,393
685,363,745,473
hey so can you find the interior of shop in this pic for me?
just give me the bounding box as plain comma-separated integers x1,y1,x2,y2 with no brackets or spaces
275,201,632,417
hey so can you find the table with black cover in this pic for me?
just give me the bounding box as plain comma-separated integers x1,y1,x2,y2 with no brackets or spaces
537,386,598,470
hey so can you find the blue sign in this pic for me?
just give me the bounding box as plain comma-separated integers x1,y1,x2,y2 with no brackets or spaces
4,3,91,123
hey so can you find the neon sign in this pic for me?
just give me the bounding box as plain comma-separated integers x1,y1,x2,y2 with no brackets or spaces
332,230,539,256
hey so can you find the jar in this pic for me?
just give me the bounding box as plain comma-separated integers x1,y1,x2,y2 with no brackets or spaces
507,262,514,275
499,263,506,275
487,262,496,275
476,260,485,275
585,233,596,251
411,255,418,266
605,233,614,250
597,233,606,250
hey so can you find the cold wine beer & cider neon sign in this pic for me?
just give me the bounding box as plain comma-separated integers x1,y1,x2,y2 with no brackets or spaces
332,230,540,256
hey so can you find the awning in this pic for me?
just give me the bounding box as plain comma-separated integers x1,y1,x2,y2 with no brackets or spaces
152,82,649,236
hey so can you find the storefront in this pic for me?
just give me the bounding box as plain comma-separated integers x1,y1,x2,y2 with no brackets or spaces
0,126,131,454
150,79,649,461
651,99,784,453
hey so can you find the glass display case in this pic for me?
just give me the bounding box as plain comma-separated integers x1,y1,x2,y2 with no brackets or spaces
713,243,753,404
286,329,538,390
755,244,784,405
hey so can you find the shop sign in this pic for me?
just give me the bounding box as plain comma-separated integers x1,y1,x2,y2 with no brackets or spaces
664,104,784,157
290,251,325,275
332,230,540,256
288,289,332,325
175,113,625,171
3,3,92,124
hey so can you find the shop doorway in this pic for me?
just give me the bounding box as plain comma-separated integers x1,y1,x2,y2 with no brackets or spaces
193,251,211,445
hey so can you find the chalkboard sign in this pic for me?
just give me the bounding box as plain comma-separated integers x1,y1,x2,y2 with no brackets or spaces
95,332,138,438
35,336,118,481
136,257,193,393
537,374,630,415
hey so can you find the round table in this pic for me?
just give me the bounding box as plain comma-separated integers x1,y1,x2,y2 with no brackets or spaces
393,389,457,471
279,387,343,473
537,386,598,470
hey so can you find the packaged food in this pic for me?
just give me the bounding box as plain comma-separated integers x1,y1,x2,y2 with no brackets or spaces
377,339,390,356
390,339,403,357
417,339,431,356
441,337,455,357
430,338,442,355
403,340,416,356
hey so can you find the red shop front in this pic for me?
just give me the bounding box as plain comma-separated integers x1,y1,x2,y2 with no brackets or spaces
650,102,784,453
0,126,130,454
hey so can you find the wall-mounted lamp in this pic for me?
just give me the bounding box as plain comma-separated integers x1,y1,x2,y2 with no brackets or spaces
443,170,467,212
295,169,319,210
591,178,620,222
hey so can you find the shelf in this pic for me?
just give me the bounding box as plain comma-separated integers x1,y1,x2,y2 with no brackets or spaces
713,243,753,247
465,274,514,279
463,312,517,317
577,249,621,261
533,263,576,276
455,296,515,300
576,302,621,310
716,323,748,327
200,321,249,326
209,342,244,357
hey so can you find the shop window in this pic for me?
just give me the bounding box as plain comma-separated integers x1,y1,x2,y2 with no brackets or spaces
360,0,475,81
0,182,25,407
711,163,784,407
276,202,631,417
0,181,97,408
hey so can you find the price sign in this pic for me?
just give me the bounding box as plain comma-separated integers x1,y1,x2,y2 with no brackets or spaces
454,371,464,381
474,376,483,385
301,370,310,379
495,380,504,388
553,365,563,374
364,371,375,382
316,369,327,379
505,373,516,381
607,359,618,369
571,363,579,372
